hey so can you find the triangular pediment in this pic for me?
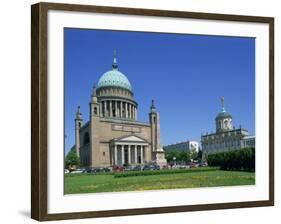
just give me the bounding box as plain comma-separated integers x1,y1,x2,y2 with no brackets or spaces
120,136,145,142
113,135,148,143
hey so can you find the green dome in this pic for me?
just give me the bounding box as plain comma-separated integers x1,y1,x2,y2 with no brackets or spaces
216,110,232,119
216,97,232,119
97,69,132,91
97,52,132,91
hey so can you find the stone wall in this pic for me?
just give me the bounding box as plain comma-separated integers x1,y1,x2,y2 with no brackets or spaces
89,118,152,167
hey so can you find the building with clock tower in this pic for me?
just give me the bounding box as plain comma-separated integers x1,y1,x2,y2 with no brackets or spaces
201,97,255,160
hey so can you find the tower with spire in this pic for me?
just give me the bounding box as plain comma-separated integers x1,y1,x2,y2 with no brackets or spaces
149,99,167,166
215,96,233,132
75,106,83,157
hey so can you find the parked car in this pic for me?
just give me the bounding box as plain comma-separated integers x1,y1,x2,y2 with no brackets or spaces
198,162,208,167
172,164,181,169
100,167,111,172
179,165,188,169
71,168,84,173
82,168,91,173
131,165,142,171
189,162,198,168
86,167,100,173
142,165,150,171
64,169,69,174
150,165,160,170
123,165,133,171
113,165,124,172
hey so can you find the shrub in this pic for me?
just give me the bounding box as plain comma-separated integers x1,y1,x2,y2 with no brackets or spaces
207,148,255,172
114,167,219,178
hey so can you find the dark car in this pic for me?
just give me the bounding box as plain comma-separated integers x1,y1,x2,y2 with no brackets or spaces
132,165,142,171
90,167,101,173
198,162,208,167
142,165,150,171
83,168,92,173
103,167,111,172
189,163,198,168
150,165,160,170
98,167,111,172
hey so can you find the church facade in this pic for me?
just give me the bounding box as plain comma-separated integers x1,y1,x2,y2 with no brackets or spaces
74,53,167,168
201,97,255,160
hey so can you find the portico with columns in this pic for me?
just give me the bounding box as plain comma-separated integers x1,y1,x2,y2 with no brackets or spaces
110,135,149,165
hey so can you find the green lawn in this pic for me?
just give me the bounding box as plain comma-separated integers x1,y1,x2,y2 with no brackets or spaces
64,169,255,194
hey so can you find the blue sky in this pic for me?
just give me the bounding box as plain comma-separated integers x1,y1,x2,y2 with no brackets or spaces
64,28,255,153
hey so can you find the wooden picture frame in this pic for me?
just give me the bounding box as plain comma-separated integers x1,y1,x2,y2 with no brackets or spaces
31,2,274,221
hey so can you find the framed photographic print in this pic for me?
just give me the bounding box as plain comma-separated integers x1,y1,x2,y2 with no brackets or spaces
31,2,274,221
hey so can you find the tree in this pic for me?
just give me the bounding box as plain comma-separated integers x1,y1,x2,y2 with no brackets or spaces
197,149,203,162
178,151,190,164
165,150,179,164
207,148,255,171
65,150,80,169
190,148,198,161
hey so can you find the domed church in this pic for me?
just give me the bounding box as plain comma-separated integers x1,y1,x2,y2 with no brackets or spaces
74,52,167,168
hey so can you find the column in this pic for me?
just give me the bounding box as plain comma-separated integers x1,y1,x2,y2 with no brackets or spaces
113,100,116,117
120,101,123,118
125,103,128,118
132,105,135,119
102,101,105,117
143,145,146,162
133,106,135,120
135,107,137,120
140,145,144,164
109,101,112,117
121,145,125,165
117,101,120,117
111,100,112,117
135,145,138,164
114,145,117,165
104,101,107,117
111,147,114,165
128,145,131,164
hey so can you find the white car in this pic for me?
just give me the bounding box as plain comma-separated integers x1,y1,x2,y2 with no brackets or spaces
64,169,69,174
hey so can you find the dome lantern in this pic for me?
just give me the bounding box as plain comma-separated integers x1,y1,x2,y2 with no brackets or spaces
97,51,132,91
215,97,233,132
112,49,118,70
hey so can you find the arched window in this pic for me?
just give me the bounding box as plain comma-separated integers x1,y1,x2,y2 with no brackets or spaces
83,132,90,145
224,120,228,127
